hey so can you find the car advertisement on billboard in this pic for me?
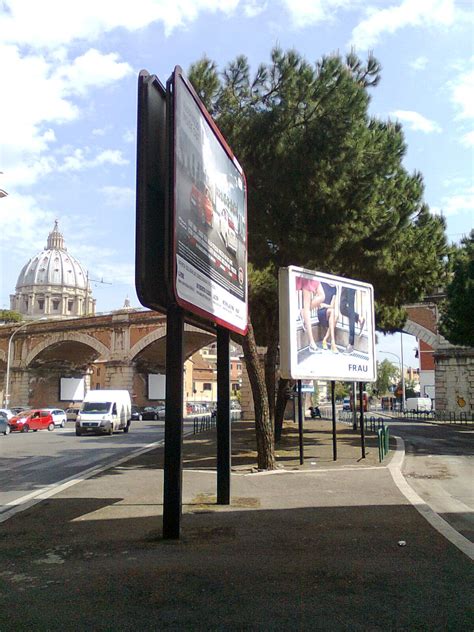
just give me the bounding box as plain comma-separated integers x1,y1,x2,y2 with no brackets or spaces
172,67,248,334
279,266,377,382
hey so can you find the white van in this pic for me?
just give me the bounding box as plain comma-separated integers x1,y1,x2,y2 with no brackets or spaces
76,390,132,436
405,397,432,413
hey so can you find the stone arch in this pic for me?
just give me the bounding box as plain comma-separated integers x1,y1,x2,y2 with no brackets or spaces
128,325,215,362
128,326,167,361
25,331,111,367
403,319,449,350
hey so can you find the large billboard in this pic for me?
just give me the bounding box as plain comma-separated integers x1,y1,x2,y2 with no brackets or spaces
279,266,377,382
172,67,248,334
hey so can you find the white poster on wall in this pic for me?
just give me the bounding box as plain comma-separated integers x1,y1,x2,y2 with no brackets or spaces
148,373,166,400
279,266,377,382
60,377,85,401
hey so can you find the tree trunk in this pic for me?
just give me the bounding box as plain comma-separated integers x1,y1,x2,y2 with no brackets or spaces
241,319,276,470
274,377,291,442
264,334,278,428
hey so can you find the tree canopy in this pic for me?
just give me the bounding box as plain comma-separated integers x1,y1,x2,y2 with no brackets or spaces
189,48,448,333
439,230,474,346
188,47,449,467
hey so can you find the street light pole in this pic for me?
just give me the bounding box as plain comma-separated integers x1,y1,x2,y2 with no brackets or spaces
4,317,47,408
400,332,406,412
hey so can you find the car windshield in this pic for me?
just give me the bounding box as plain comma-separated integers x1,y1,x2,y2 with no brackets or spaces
82,402,111,414
18,410,33,418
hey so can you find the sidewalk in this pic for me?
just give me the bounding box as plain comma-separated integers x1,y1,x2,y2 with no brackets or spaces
0,419,472,631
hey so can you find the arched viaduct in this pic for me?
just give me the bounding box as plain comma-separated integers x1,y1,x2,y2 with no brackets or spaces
0,309,215,408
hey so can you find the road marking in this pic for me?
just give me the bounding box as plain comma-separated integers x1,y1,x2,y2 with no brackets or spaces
0,438,165,524
388,435,474,561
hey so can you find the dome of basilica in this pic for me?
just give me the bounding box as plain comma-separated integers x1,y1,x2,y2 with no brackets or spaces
10,221,96,319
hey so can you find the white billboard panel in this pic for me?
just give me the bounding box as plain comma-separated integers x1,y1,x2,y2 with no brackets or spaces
173,67,248,334
148,373,166,400
60,377,85,401
279,266,377,382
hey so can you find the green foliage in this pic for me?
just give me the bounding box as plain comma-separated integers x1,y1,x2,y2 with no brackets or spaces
0,309,23,323
439,231,474,346
374,358,399,395
334,381,349,400
189,47,448,335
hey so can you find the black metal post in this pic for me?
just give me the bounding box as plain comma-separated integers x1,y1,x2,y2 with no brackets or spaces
331,380,337,461
217,326,231,505
163,304,184,539
297,379,304,465
359,381,366,459
352,381,357,430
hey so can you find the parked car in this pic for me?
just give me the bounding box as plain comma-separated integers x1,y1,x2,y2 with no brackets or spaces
190,183,214,227
66,407,81,422
342,397,351,411
141,406,160,420
9,409,55,433
44,408,67,428
131,405,143,421
0,411,11,435
0,408,13,420
218,207,238,255
10,406,27,415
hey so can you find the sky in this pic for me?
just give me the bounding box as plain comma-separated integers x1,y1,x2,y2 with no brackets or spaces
0,0,473,371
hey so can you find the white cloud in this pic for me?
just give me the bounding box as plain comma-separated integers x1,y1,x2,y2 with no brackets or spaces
57,148,129,172
448,65,474,120
281,0,355,27
122,130,135,144
55,49,132,96
0,0,242,46
460,131,474,147
350,0,455,49
242,0,267,17
409,56,428,71
389,110,442,133
432,186,474,217
101,186,135,208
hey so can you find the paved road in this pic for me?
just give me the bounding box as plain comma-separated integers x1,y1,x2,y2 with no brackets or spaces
388,419,474,541
0,420,171,513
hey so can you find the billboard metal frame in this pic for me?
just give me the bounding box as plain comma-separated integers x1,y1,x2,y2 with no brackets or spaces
279,266,377,382
169,67,248,336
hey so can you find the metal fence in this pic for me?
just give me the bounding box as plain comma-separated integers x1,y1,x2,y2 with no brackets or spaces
192,409,241,435
400,410,474,425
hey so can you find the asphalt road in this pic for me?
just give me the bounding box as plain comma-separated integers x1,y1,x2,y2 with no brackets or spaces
389,418,474,541
0,419,175,515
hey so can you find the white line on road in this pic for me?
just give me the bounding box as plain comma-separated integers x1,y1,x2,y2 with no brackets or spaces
0,438,165,524
388,435,474,561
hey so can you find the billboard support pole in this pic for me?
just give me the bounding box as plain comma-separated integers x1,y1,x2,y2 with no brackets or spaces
217,326,231,505
331,380,337,461
352,381,358,430
163,304,184,539
359,381,366,459
297,379,304,465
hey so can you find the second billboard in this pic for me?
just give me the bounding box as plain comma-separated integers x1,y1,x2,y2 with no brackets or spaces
279,266,377,382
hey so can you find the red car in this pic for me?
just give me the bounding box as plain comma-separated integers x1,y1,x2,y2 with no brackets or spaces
190,184,213,227
9,409,55,433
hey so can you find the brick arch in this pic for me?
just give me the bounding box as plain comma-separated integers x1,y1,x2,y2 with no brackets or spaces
402,319,449,350
128,326,167,361
128,325,215,362
25,332,111,367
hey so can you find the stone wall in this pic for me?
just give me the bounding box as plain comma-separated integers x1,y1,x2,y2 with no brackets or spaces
434,346,474,413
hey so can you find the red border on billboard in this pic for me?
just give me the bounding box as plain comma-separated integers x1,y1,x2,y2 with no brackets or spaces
170,66,248,335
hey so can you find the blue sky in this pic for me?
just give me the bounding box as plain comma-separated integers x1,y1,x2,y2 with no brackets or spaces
1,0,472,369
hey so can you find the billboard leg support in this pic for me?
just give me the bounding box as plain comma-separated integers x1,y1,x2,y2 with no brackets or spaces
163,304,184,539
217,326,231,505
359,381,366,459
297,379,304,465
331,380,337,461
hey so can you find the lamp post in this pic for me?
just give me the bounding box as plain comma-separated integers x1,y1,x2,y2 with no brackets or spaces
4,317,47,408
379,350,405,412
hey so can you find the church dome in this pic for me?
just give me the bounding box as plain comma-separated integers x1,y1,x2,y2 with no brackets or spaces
10,221,96,319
